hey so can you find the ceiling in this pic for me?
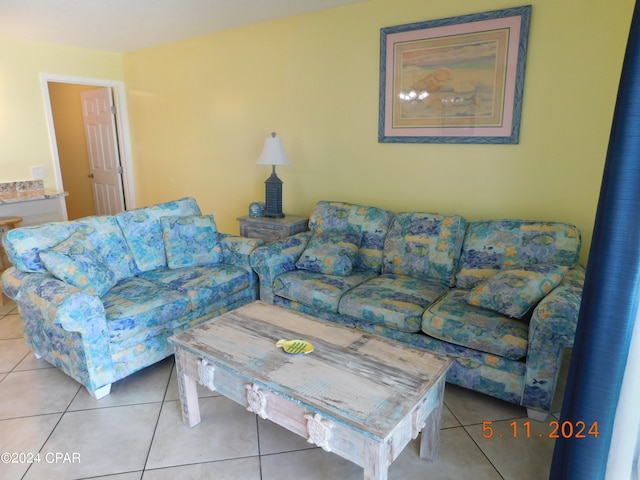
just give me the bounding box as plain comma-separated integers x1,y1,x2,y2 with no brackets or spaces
0,0,367,53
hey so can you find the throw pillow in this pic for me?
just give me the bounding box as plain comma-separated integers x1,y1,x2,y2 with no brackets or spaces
466,264,567,318
295,232,360,276
161,214,223,269
39,232,116,297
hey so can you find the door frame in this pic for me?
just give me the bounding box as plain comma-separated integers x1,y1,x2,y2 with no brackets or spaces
41,73,136,219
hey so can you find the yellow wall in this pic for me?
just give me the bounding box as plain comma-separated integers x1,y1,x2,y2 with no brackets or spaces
0,35,123,188
123,0,635,264
0,0,632,265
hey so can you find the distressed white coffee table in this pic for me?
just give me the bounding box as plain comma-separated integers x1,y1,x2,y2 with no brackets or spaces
169,301,451,480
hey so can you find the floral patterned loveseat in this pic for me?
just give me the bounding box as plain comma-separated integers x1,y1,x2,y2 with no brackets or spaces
250,201,584,418
1,197,262,399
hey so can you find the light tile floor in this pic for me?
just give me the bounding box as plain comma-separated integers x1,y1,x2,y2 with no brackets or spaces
0,297,559,480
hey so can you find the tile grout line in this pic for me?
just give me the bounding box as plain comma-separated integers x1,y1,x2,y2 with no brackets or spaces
21,368,83,480
461,423,507,480
139,359,177,475
255,414,264,480
442,398,511,479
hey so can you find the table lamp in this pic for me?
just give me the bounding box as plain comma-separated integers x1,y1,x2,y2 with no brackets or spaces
257,132,290,218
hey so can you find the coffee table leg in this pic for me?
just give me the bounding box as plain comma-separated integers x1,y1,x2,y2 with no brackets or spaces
419,376,446,461
174,349,201,428
363,442,389,480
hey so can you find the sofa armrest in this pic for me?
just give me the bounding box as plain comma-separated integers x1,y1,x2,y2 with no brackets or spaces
524,265,585,411
220,234,265,267
220,235,265,292
16,273,109,336
250,231,312,303
1,266,30,300
14,272,115,391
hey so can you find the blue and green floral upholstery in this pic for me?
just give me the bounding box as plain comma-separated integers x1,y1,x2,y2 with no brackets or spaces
382,212,467,286
525,266,584,410
251,201,394,305
161,214,223,269
308,201,394,271
466,264,567,318
140,264,252,310
456,220,581,289
77,216,138,283
423,289,529,359
39,232,116,297
295,232,360,276
251,205,584,415
274,269,377,312
116,197,202,272
2,222,77,273
422,219,582,413
338,274,447,332
337,212,467,332
102,276,191,348
1,197,262,399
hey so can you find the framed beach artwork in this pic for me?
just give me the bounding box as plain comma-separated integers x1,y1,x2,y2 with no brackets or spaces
378,6,531,144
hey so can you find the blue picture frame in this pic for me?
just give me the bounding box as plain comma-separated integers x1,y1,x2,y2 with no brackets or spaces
379,6,531,144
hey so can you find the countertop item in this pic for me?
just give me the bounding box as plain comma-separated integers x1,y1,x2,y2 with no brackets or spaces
0,180,67,204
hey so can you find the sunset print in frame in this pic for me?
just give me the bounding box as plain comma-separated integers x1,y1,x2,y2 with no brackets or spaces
379,6,531,144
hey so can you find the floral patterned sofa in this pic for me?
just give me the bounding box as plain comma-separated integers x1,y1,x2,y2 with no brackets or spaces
1,197,262,399
250,201,584,418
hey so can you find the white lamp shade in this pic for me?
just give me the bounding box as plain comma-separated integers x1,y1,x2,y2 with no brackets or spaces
257,133,291,166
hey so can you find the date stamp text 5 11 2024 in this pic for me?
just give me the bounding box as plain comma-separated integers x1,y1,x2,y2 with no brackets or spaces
482,420,600,439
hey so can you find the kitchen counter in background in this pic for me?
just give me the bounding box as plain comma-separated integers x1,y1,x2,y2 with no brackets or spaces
0,189,67,204
0,180,67,204
0,180,68,226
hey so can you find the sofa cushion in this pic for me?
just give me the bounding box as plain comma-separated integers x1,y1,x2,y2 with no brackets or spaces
77,216,137,282
456,220,581,289
382,212,467,287
466,264,567,318
102,276,191,348
295,232,360,276
139,264,251,310
3,222,77,273
161,214,223,269
338,273,449,332
116,197,202,272
308,201,394,272
422,289,529,360
274,269,376,312
40,232,116,297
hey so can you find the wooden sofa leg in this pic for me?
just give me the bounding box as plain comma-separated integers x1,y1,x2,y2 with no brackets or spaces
527,408,549,422
89,384,112,400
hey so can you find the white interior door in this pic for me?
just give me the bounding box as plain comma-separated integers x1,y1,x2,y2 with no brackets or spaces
81,87,125,216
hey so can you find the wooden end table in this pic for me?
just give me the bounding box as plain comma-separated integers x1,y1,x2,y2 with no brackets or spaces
237,215,308,242
170,301,451,480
